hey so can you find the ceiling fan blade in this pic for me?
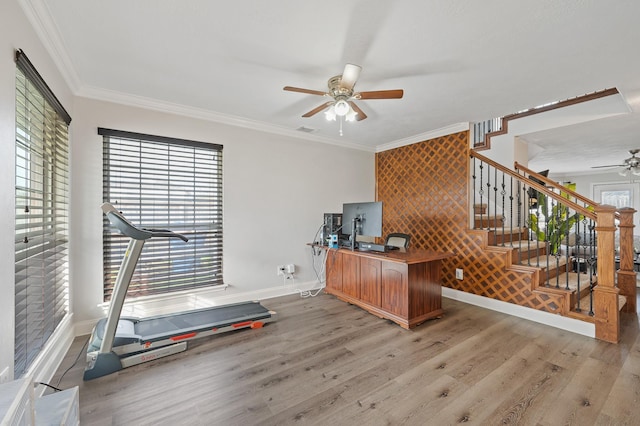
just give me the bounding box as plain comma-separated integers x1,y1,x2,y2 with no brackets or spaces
302,102,333,118
591,164,625,168
339,64,362,91
348,101,367,121
283,86,327,96
358,89,404,100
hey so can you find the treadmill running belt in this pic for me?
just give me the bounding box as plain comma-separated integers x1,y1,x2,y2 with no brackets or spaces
134,302,270,338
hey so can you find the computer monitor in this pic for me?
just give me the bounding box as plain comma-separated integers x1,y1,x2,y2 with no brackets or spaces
342,202,383,242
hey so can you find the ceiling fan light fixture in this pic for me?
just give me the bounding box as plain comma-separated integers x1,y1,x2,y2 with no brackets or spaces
324,106,337,121
345,108,358,122
632,168,640,176
619,168,630,177
334,100,350,116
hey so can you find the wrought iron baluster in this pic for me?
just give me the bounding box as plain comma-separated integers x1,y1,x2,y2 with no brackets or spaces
486,164,492,230
517,180,522,229
508,175,514,248
479,161,485,228
517,181,525,265
500,172,506,247
563,204,571,291
587,219,595,316
574,220,582,312
533,186,541,268
553,197,561,289
472,156,477,227
492,167,504,235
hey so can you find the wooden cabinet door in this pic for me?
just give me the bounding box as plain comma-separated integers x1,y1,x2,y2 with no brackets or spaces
341,252,360,298
325,250,342,292
381,262,408,318
360,257,381,307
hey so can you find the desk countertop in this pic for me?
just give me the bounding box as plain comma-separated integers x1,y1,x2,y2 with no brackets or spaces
320,245,455,265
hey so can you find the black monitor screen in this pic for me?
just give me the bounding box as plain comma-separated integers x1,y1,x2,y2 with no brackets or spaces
342,201,383,238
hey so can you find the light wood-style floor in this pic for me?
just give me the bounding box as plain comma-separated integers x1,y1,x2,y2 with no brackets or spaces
52,293,640,425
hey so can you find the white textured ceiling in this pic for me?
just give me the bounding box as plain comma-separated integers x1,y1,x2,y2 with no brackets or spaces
23,0,640,171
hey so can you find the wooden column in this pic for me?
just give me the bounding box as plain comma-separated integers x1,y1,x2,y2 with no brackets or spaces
593,204,620,343
617,207,637,313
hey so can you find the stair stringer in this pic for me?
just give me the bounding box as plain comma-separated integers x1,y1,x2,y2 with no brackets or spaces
466,229,571,316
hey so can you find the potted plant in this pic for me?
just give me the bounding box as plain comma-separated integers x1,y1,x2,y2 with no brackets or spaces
529,189,584,256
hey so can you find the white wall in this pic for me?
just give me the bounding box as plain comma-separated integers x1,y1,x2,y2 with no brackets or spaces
70,97,375,325
0,0,75,379
553,170,633,197
552,170,640,230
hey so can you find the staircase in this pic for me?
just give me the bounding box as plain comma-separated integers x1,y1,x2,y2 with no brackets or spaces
474,203,595,319
470,150,637,343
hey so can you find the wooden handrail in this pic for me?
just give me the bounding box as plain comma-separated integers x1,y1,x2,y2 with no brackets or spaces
471,150,596,220
475,88,619,150
514,162,600,209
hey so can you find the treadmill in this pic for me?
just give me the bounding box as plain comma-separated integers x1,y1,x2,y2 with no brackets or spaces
84,203,277,381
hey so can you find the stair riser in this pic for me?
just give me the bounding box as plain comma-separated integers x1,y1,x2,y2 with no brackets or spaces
474,216,504,228
517,248,548,261
489,231,529,245
533,261,573,285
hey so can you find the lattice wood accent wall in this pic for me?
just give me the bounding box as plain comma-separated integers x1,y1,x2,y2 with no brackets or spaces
376,131,566,314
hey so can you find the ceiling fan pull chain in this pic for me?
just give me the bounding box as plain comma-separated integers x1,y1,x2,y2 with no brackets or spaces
339,116,344,136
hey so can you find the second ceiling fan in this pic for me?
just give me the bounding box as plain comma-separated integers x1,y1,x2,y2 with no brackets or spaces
283,63,403,122
592,149,640,176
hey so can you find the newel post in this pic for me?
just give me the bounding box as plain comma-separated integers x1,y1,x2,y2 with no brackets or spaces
617,207,637,313
593,204,619,343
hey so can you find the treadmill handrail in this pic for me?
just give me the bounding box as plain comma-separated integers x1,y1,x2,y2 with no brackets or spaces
101,203,189,242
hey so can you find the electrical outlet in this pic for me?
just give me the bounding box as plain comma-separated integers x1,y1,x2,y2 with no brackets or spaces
455,268,464,280
277,265,285,276
0,366,9,384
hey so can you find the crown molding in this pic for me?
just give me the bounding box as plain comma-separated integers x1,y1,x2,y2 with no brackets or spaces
18,0,82,92
78,85,376,152
376,122,470,152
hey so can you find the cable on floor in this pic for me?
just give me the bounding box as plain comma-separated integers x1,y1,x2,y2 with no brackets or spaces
56,335,90,387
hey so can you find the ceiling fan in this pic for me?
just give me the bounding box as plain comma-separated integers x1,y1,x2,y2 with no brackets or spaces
591,149,640,176
283,64,403,123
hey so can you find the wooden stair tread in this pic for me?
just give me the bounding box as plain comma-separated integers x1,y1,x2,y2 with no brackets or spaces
486,227,529,235
540,272,593,293
574,293,627,316
505,240,543,250
520,255,569,269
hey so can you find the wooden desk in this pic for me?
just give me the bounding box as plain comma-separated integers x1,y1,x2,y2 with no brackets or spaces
323,247,455,329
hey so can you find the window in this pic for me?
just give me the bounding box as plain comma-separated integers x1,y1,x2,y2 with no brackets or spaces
15,49,71,378
593,181,640,228
101,128,223,301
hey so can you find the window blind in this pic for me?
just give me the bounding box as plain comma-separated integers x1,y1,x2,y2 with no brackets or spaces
15,49,70,378
101,128,224,301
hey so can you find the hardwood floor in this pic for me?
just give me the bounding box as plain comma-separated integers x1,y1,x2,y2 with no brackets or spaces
52,293,640,425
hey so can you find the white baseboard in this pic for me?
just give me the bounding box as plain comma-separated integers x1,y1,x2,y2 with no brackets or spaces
75,280,324,336
26,313,75,397
442,287,596,338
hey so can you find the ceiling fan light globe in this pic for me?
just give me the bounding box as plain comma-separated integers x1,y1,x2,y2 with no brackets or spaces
324,106,336,121
632,168,640,176
619,168,630,177
345,109,358,122
334,100,350,116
